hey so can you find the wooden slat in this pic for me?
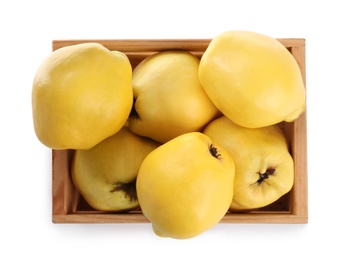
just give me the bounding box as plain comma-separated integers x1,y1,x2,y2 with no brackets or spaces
52,150,79,218
288,44,308,222
52,38,305,52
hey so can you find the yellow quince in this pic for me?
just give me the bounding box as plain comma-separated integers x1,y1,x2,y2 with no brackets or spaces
32,42,133,150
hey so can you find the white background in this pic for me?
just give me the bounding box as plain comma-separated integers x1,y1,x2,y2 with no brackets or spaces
1,0,354,259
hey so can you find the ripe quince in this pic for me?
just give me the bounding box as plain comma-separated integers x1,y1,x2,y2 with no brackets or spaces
129,50,220,143
136,132,235,239
71,125,160,212
199,30,306,128
203,116,294,211
32,42,133,150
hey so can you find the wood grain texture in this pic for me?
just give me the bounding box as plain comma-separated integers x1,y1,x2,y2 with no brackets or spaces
52,38,307,224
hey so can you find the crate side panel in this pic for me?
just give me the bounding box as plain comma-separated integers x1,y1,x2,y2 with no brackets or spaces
52,150,80,220
288,44,308,221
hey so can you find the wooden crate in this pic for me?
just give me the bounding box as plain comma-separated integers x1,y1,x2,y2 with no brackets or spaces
52,38,308,224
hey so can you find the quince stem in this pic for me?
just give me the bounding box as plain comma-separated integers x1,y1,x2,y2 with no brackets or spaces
110,180,138,201
209,144,221,159
257,168,275,185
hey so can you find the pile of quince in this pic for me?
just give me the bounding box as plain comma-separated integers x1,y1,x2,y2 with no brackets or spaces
32,30,305,239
